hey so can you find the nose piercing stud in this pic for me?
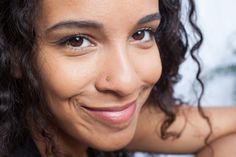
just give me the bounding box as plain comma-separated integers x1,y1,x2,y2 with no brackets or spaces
106,75,112,81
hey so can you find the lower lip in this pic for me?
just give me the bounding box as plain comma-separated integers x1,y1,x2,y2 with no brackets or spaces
84,102,136,125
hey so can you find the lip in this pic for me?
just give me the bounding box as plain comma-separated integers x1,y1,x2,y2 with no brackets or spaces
81,101,137,125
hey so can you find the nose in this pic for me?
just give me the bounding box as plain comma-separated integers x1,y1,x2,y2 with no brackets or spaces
95,45,140,97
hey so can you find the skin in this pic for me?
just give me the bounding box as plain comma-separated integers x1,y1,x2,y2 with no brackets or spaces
30,0,236,156
196,133,236,157
128,105,236,154
35,0,161,156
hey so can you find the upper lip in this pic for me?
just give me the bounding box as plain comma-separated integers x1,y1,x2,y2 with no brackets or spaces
81,100,136,112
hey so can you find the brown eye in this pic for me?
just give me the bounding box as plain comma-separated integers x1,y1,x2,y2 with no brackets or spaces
66,36,92,48
131,29,154,42
67,36,84,47
132,30,145,40
62,35,94,51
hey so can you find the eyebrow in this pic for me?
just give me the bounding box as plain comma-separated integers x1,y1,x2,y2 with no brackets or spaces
45,20,104,34
137,12,161,25
45,12,161,34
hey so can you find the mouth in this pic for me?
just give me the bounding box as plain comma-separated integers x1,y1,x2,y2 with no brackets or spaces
81,101,137,125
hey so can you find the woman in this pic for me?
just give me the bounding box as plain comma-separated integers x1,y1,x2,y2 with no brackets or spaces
0,0,236,157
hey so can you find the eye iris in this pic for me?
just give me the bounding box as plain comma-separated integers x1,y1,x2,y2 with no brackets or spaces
133,30,145,40
68,36,83,47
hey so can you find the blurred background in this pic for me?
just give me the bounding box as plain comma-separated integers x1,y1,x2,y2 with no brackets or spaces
136,0,236,157
174,0,236,107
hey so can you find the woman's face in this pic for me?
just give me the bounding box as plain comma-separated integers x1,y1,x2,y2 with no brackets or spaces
36,0,161,153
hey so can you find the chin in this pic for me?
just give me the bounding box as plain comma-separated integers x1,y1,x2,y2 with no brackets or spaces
92,136,133,151
88,123,137,152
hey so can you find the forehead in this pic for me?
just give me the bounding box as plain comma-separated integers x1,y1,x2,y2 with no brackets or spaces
39,0,159,28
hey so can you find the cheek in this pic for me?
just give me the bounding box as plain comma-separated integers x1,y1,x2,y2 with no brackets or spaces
36,50,98,99
133,47,162,85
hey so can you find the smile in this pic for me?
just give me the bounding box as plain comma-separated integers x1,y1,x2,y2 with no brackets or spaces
81,101,137,125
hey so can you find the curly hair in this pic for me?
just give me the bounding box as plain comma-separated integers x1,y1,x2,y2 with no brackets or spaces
0,0,205,157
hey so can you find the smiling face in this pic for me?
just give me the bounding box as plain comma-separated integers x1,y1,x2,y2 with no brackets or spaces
35,0,161,155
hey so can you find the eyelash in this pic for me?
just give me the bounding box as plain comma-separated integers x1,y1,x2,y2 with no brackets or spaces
55,34,95,51
54,27,156,52
130,27,155,43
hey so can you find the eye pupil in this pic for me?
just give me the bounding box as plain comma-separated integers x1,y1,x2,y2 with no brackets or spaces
68,36,83,47
132,31,145,40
